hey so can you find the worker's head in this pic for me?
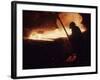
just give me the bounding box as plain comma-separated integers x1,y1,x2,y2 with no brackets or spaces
69,22,76,28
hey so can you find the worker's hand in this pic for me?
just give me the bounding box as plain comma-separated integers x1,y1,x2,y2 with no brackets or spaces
65,53,77,63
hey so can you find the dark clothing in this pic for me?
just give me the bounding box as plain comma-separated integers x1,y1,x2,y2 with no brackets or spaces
71,26,82,39
70,26,82,59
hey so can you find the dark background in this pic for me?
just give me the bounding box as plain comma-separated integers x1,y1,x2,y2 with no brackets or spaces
23,10,91,69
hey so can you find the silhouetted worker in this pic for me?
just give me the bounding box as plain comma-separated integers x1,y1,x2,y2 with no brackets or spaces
69,22,82,63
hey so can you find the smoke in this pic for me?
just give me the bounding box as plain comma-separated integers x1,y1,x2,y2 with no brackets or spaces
57,12,87,32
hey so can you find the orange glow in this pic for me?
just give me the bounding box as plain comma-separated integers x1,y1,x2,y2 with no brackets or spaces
28,28,71,41
26,13,87,41
57,12,87,32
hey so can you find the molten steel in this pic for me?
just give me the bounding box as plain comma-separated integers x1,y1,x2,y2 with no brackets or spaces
27,13,86,41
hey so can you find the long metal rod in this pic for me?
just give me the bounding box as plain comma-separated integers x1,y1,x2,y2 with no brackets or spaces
57,15,74,53
57,15,70,41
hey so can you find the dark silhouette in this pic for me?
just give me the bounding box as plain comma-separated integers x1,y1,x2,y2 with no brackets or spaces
69,22,82,63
